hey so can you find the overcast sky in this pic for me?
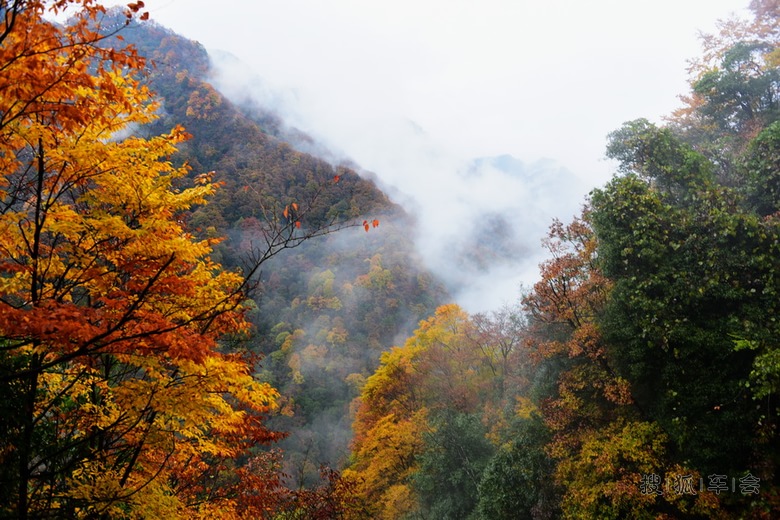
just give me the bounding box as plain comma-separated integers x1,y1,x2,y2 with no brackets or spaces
123,0,751,311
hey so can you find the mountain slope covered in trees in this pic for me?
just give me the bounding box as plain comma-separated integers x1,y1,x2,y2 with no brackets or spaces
116,12,450,487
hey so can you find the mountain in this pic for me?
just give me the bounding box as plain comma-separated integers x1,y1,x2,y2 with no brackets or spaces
112,16,448,483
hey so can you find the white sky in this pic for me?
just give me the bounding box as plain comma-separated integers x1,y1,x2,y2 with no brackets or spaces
115,0,751,311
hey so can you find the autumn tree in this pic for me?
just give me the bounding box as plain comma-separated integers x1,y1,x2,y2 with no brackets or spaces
0,2,329,518
344,303,538,518
670,0,780,179
467,302,529,403
344,324,430,518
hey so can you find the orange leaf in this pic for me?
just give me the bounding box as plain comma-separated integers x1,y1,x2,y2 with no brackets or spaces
295,221,301,229
283,206,289,219
194,171,214,185
292,202,299,212
372,219,379,228
333,175,340,183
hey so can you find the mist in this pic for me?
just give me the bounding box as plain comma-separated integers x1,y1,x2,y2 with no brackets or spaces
137,0,750,311
209,52,589,311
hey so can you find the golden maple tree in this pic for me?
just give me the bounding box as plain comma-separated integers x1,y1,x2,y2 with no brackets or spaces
345,304,502,518
0,2,282,518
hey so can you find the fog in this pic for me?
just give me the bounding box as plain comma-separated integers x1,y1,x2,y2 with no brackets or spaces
133,0,747,311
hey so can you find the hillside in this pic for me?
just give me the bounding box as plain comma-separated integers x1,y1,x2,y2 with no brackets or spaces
112,15,449,483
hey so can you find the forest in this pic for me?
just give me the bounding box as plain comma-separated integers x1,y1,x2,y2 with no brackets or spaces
0,0,778,519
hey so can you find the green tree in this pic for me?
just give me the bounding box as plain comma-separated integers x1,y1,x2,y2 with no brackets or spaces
591,119,780,509
670,1,780,180
412,411,493,520
476,415,559,520
692,41,780,137
742,120,780,215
